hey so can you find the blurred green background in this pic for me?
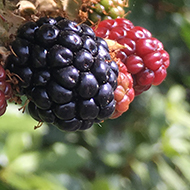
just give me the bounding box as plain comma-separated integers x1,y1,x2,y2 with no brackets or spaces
1,0,190,189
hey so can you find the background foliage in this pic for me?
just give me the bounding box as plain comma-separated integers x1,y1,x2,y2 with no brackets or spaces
1,0,190,189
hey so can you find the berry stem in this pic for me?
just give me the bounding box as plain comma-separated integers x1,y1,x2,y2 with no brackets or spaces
34,121,43,130
18,99,30,113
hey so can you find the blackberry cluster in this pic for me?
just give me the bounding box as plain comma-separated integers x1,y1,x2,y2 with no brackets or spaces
93,18,170,95
5,17,119,131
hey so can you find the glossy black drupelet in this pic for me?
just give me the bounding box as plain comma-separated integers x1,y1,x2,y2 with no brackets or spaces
5,17,119,131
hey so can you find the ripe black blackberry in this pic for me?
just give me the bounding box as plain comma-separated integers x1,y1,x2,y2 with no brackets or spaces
5,17,119,131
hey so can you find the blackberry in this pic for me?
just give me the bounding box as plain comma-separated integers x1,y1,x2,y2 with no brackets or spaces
5,17,119,131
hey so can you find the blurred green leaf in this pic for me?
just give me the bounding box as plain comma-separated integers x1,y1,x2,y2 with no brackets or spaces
156,156,187,189
181,20,190,50
0,104,44,133
130,159,150,184
135,143,160,161
4,133,30,162
92,178,110,190
166,85,190,127
161,124,190,156
1,171,65,190
102,153,123,167
172,155,190,183
38,143,90,172
7,152,39,174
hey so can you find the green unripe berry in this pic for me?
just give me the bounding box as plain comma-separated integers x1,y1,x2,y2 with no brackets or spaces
102,15,112,20
89,12,102,23
100,0,114,11
112,0,126,6
92,3,106,15
109,6,125,19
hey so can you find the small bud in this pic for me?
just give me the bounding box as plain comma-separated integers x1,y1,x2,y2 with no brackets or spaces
16,0,36,16
35,0,58,12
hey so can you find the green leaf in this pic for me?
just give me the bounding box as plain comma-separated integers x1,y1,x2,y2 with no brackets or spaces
1,171,65,190
7,152,39,174
166,86,190,128
156,156,187,189
4,133,29,161
92,178,110,190
38,143,90,172
181,21,190,50
130,158,150,184
135,143,160,161
172,155,190,183
161,124,190,156
102,153,123,167
0,104,43,133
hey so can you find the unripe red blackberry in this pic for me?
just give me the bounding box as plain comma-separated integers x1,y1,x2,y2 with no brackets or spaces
5,17,119,131
93,18,170,95
0,64,12,116
110,59,134,119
